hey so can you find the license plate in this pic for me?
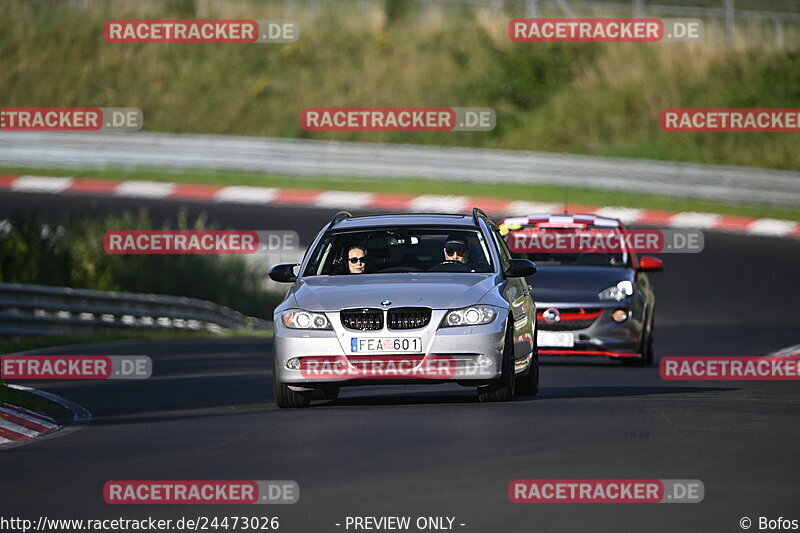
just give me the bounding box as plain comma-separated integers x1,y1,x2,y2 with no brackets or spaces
351,337,422,353
538,331,574,348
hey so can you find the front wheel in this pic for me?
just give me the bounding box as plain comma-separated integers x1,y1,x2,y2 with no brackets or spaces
515,334,539,397
623,311,654,367
273,357,311,408
478,325,515,402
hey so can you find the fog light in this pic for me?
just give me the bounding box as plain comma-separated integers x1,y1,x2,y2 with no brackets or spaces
475,354,493,367
286,358,301,370
612,309,629,323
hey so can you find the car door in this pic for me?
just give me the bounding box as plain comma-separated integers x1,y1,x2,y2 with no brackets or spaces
489,226,536,363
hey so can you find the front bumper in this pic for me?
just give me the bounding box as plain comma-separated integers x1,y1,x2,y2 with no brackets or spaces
536,302,643,359
273,309,508,387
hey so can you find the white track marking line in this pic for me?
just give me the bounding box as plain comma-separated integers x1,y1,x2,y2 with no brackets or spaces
0,418,39,438
593,207,644,225
0,407,58,429
114,180,175,198
1,384,91,451
669,212,721,229
505,201,560,216
767,344,800,358
410,195,469,213
215,186,278,204
0,402,57,424
747,219,797,237
314,191,374,209
12,176,73,193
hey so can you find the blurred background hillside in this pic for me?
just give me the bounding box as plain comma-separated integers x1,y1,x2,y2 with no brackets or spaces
2,0,800,169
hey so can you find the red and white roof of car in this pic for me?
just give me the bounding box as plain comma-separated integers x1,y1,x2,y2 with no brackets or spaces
499,213,623,229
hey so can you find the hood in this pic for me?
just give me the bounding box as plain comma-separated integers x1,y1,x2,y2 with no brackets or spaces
291,273,498,311
528,265,633,303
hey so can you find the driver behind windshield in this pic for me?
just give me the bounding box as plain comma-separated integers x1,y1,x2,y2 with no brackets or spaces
444,237,469,264
426,234,473,272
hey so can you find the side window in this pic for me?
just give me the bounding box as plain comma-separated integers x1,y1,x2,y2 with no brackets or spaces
489,227,512,262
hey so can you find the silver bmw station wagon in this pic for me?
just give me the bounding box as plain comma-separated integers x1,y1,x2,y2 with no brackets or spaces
268,210,539,408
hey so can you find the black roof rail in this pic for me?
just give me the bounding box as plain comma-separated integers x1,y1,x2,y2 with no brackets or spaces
472,207,491,226
328,211,352,229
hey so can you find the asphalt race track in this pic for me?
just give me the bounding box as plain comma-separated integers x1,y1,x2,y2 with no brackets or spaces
1,190,799,532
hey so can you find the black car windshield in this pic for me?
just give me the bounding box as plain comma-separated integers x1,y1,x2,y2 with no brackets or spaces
505,227,629,267
303,227,494,275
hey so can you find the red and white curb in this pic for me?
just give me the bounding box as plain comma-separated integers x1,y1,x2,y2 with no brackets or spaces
0,384,91,450
0,401,59,444
768,345,800,359
2,174,799,238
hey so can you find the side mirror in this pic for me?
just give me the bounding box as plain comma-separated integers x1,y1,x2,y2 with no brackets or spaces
638,256,664,272
504,259,537,278
268,263,299,283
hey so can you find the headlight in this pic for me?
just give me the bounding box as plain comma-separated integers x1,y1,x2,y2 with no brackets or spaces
598,281,634,301
281,309,331,330
441,305,497,327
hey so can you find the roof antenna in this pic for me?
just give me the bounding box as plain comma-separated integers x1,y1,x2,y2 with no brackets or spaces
563,188,569,214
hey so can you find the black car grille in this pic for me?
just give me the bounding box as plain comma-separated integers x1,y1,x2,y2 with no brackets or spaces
539,318,597,331
341,308,383,330
538,308,602,331
387,307,431,330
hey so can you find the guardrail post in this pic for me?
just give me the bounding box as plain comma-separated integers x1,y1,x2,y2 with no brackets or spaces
554,0,576,18
724,0,735,47
633,0,645,18
773,17,784,48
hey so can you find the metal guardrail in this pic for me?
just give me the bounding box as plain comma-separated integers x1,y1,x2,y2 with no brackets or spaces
290,0,800,42
3,132,800,207
0,282,272,337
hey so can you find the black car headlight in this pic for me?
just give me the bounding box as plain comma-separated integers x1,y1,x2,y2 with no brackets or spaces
441,305,497,327
281,309,332,330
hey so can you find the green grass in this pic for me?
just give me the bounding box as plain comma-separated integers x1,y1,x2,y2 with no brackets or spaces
4,165,799,222
2,0,800,170
1,207,286,318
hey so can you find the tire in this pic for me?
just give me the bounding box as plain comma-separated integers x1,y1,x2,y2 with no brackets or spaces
515,332,539,397
311,386,340,401
478,324,515,403
273,358,311,408
623,310,654,367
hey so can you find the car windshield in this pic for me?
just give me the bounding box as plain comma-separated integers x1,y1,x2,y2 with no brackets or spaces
505,227,628,267
303,226,494,275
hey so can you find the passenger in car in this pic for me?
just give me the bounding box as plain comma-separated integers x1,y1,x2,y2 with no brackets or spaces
346,245,368,274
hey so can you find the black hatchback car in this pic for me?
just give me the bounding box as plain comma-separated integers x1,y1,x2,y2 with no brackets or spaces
499,213,663,366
